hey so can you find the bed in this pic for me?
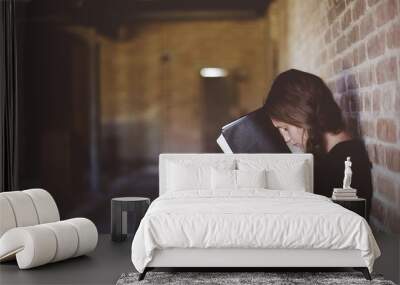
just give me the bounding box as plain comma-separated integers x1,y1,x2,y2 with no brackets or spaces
131,154,380,280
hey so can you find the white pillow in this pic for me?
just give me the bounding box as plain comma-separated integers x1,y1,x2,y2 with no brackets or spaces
211,169,267,190
211,168,236,190
166,159,235,192
237,159,308,191
167,162,210,191
266,162,307,191
237,169,267,188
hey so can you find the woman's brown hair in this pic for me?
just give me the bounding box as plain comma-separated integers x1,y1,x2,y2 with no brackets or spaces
264,69,345,155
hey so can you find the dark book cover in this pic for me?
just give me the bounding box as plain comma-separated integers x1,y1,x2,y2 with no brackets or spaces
217,107,291,153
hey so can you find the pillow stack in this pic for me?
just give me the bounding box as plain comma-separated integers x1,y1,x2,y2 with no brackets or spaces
237,158,309,192
166,159,235,192
165,158,310,193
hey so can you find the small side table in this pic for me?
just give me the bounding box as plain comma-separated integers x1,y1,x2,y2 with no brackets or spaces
111,197,150,242
331,198,367,220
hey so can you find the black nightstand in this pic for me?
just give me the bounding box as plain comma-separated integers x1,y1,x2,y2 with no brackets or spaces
331,198,367,220
111,197,150,242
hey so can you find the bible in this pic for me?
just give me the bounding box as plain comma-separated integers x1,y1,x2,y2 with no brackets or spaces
216,107,291,153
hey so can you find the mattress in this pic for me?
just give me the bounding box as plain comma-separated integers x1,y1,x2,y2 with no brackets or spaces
131,190,380,273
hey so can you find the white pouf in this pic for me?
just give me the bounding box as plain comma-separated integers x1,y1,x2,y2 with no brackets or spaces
23,188,60,223
0,195,17,237
1,191,40,227
0,189,98,269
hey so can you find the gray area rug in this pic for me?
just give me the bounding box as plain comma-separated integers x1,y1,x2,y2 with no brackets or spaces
116,271,396,285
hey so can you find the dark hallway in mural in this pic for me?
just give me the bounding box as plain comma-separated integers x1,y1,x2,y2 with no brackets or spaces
201,73,239,153
15,0,271,232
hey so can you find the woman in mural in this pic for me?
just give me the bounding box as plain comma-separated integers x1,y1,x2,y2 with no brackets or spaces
264,69,372,215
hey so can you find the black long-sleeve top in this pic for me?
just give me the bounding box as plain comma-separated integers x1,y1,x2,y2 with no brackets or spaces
314,139,373,216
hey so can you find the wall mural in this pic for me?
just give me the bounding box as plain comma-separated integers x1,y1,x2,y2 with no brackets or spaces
16,1,272,231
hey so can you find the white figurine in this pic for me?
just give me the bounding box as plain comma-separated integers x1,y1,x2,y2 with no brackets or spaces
342,156,353,189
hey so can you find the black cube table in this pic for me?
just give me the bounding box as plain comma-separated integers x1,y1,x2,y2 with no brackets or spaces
331,197,367,220
111,197,150,242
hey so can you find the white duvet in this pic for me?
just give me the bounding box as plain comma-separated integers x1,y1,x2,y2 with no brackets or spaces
131,190,380,273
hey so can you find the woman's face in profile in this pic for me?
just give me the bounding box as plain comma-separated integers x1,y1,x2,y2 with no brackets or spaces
271,119,308,150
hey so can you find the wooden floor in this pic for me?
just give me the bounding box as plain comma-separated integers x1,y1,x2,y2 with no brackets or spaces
0,232,398,285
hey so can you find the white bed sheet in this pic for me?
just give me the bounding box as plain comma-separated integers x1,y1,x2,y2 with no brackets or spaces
131,190,380,273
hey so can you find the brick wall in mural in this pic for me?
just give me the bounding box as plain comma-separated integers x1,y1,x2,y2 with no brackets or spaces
266,0,400,233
